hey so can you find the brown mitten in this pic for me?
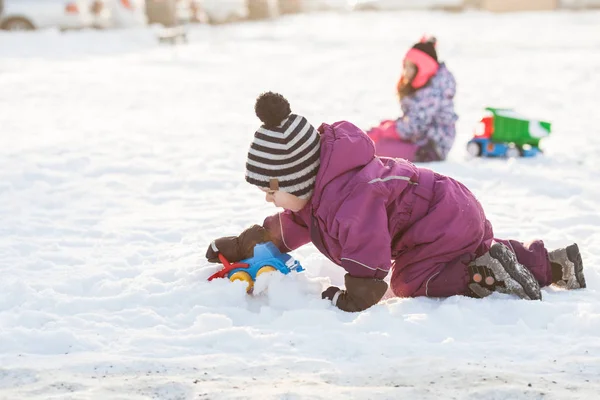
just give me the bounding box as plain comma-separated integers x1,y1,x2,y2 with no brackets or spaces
321,273,388,312
205,224,271,263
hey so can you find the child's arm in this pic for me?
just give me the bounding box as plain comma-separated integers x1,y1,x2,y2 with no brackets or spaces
205,210,311,263
206,224,271,263
262,210,311,253
322,274,388,312
395,90,441,142
323,186,391,311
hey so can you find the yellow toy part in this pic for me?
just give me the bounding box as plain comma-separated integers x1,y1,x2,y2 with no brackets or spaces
229,271,253,293
256,265,277,277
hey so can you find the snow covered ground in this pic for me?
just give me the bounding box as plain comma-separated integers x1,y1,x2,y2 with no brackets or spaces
1,10,599,400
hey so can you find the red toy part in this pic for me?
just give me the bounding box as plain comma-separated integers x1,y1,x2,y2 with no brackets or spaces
207,253,250,281
474,116,494,139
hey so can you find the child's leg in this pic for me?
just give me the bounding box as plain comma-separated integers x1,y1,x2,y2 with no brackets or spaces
390,175,494,298
414,139,443,162
389,175,542,301
405,256,471,298
468,242,542,300
366,119,396,142
366,120,419,161
406,242,542,300
374,138,418,160
493,239,552,287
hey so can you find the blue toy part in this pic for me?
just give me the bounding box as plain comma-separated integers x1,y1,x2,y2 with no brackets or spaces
467,138,542,158
227,242,304,292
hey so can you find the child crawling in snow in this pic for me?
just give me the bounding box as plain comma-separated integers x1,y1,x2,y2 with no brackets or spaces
205,92,586,312
366,36,458,162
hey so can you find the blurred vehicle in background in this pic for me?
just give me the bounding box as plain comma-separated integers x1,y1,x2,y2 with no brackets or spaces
144,0,207,26
94,0,146,28
351,0,463,10
0,0,108,31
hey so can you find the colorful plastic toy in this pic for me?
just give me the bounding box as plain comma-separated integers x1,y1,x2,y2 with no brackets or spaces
467,107,551,158
207,242,305,293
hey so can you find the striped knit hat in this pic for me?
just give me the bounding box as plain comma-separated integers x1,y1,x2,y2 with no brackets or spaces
245,92,321,200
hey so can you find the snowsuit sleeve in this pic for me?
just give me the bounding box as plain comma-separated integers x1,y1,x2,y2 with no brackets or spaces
336,185,392,279
263,209,311,253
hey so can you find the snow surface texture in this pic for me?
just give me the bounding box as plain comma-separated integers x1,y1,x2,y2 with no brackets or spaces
1,10,599,400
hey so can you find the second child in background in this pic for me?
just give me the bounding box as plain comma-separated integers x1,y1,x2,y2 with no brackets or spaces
367,36,458,162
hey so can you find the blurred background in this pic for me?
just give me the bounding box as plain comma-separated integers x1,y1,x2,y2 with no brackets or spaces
0,0,599,32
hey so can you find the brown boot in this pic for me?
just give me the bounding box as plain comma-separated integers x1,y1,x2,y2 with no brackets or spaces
468,243,542,300
548,243,586,290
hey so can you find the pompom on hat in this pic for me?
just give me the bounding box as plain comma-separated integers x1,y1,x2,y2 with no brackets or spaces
245,92,321,200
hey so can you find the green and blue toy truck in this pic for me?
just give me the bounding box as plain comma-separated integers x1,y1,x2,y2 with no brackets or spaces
467,107,552,158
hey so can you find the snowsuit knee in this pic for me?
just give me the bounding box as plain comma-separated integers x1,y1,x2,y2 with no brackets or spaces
390,171,494,297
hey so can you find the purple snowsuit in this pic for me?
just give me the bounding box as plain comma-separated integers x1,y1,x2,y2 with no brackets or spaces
263,121,552,297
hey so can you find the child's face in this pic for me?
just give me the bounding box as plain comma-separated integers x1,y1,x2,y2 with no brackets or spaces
402,60,417,83
261,188,309,212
